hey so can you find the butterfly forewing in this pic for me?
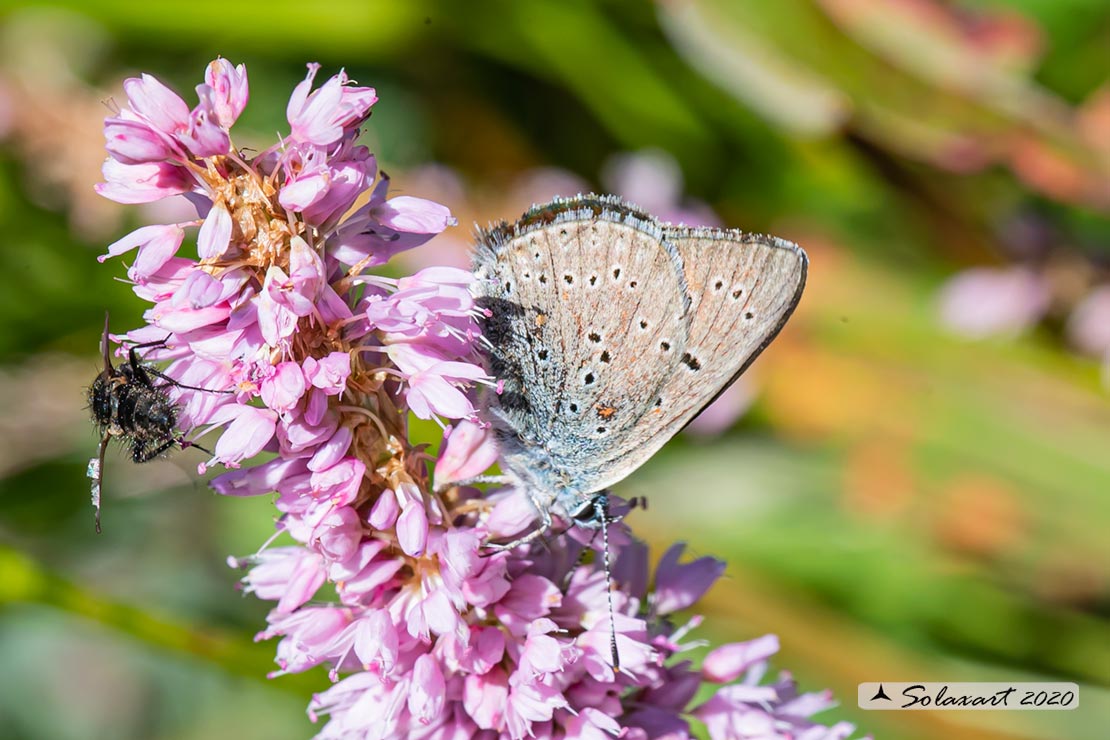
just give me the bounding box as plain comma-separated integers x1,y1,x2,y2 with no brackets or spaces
571,232,806,491
650,230,806,442
475,203,688,484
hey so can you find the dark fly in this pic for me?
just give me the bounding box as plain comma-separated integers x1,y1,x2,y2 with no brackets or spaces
87,314,228,533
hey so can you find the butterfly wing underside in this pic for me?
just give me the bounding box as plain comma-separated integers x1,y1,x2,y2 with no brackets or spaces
476,203,690,493
571,229,806,491
475,195,807,501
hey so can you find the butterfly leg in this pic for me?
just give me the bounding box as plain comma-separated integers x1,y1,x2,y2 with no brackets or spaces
483,494,554,553
433,474,510,494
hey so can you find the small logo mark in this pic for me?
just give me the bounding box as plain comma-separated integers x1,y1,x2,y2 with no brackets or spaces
858,682,1079,710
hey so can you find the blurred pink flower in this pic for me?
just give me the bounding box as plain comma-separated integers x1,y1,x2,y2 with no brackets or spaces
1066,284,1110,386
1066,285,1110,358
938,265,1051,339
95,60,864,740
602,148,722,228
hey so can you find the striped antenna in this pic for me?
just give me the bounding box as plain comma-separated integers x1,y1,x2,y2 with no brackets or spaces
594,493,621,672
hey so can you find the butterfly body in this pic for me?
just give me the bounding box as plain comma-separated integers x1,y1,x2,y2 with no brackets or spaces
474,194,807,537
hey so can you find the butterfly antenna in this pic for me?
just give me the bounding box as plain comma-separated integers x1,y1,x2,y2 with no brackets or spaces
595,494,621,673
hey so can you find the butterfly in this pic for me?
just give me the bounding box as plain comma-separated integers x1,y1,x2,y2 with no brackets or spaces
472,194,807,546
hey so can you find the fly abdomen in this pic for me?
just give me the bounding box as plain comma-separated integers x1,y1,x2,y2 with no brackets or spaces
87,374,115,432
116,378,178,440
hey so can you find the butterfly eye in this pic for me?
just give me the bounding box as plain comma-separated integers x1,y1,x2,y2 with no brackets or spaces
572,502,599,524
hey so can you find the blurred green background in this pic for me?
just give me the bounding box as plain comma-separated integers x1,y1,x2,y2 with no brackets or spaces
1,1,1108,738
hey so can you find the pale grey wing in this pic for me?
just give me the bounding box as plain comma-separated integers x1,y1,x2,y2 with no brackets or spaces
574,230,806,491
657,230,806,438
475,212,688,492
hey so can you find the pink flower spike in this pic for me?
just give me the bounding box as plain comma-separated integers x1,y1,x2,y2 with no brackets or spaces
197,201,233,259
204,58,249,128
653,542,726,615
702,634,781,684
91,61,864,740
